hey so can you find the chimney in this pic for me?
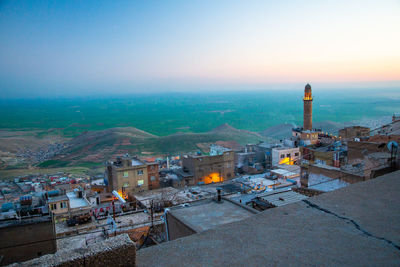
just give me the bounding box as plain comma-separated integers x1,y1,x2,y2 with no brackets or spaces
217,187,222,202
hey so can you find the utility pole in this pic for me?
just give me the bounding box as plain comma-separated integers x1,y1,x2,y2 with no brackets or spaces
112,200,116,236
150,200,154,228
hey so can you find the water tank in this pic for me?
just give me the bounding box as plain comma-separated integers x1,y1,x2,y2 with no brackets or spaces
20,195,32,206
1,202,14,212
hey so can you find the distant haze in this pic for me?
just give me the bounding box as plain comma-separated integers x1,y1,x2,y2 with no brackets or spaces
0,90,399,136
0,0,399,97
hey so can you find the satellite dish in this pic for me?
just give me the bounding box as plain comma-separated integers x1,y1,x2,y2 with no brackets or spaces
387,141,398,152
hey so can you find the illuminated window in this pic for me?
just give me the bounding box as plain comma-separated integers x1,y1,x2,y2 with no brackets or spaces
123,172,129,178
137,179,144,186
137,170,144,175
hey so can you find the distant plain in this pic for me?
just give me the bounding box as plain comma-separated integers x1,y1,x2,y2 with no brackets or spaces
1,89,399,136
0,88,399,174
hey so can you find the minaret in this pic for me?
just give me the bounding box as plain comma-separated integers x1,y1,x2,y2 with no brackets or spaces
303,83,313,131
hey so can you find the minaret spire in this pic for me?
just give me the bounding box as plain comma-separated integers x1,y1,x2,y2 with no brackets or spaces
303,83,313,131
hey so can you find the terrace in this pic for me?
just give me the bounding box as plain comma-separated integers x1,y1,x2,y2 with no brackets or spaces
138,171,400,266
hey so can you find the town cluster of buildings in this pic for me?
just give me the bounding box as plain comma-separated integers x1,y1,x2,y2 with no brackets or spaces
1,84,399,266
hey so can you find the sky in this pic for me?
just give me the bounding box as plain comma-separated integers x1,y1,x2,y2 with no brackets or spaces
0,0,399,97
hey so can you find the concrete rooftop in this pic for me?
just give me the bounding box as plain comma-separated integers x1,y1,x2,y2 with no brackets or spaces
169,198,257,232
138,170,400,266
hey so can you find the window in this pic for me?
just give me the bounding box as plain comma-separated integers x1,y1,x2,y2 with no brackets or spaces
286,154,290,158
123,182,130,188
150,176,156,181
295,152,299,156
50,203,57,210
60,202,66,209
137,170,144,175
123,172,129,178
280,154,285,159
226,163,231,168
137,179,144,186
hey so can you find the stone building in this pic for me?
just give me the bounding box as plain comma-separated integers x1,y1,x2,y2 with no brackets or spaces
300,142,346,168
271,146,300,167
181,151,235,185
339,126,370,140
47,195,69,219
0,215,56,265
300,140,395,191
106,156,149,195
347,141,390,163
146,162,160,190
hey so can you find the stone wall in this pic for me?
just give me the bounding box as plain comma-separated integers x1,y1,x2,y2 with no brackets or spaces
166,212,197,241
0,216,56,266
338,126,370,140
300,164,365,187
8,234,136,267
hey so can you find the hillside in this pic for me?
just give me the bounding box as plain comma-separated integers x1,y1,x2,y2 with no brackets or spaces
0,129,68,169
37,124,271,168
259,123,296,140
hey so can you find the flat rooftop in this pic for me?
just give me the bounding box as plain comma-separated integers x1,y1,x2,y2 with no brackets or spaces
169,198,257,232
48,195,68,203
308,178,350,192
271,168,299,177
131,159,144,166
138,170,400,266
272,146,298,151
67,191,89,209
258,189,308,207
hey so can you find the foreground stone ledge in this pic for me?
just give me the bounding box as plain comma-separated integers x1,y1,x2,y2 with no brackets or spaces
8,234,136,267
138,171,400,267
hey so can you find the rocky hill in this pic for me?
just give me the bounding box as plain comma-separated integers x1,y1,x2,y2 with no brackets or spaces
37,124,272,168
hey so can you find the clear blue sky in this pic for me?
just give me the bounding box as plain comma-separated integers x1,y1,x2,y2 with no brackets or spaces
0,0,399,97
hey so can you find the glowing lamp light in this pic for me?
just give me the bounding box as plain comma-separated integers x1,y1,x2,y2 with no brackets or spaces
279,157,293,165
202,172,223,184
